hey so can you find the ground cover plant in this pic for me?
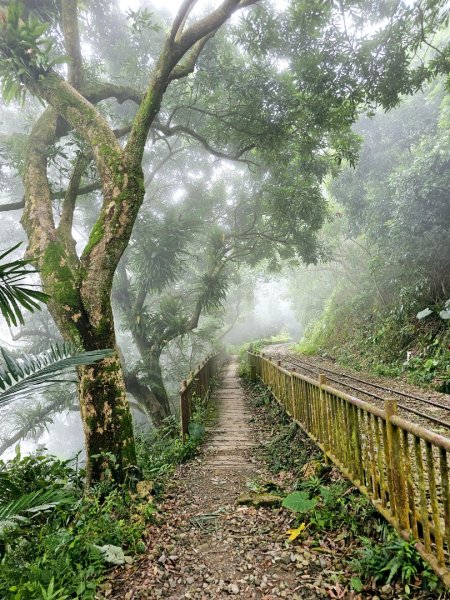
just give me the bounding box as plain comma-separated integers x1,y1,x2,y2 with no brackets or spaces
243,371,445,598
0,394,211,600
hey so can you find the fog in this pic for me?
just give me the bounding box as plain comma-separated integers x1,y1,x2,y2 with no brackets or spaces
0,0,448,464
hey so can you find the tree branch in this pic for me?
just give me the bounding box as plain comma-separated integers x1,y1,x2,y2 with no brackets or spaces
61,0,83,88
125,0,258,164
58,151,92,240
169,34,213,81
153,120,256,163
21,108,59,258
0,200,24,212
169,0,199,42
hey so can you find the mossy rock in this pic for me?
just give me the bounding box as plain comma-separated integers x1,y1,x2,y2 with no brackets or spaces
237,492,283,507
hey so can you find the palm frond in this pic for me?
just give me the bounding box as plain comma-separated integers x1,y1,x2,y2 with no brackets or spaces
0,343,112,405
0,486,74,533
0,472,21,502
0,243,49,327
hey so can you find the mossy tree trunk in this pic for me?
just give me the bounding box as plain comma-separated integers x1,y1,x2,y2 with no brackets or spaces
9,0,255,483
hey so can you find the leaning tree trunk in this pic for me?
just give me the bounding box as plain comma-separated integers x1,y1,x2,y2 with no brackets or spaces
131,333,172,421
21,108,138,484
36,246,136,484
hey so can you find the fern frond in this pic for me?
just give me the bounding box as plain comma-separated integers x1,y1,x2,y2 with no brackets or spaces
0,472,21,502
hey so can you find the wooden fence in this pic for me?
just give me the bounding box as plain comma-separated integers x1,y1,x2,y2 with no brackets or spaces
248,351,450,586
180,353,221,441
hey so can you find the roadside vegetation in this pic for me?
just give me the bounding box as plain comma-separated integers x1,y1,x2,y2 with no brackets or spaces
288,81,450,392
0,398,211,599
244,372,445,598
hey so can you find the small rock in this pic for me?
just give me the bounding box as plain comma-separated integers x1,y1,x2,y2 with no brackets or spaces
228,583,239,594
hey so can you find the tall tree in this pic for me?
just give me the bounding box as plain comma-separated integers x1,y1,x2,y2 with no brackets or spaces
0,0,261,483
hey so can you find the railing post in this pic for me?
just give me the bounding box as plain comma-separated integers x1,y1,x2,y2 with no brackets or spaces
290,368,296,419
319,373,330,463
180,379,189,442
249,353,257,382
385,399,409,530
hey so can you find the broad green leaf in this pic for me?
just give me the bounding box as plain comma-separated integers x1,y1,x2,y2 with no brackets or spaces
0,344,113,404
188,422,205,440
282,491,317,513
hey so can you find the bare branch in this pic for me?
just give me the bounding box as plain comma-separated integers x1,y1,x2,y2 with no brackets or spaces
169,34,213,81
58,152,92,239
144,146,184,187
0,200,24,212
169,0,199,42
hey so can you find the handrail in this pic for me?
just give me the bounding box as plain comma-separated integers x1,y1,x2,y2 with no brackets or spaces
179,353,221,441
248,351,450,587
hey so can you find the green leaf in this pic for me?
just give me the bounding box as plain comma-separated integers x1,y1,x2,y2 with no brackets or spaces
351,577,364,592
0,487,74,522
0,243,49,326
282,491,317,513
188,422,205,440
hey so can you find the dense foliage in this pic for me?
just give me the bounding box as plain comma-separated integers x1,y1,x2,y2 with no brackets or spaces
290,80,450,390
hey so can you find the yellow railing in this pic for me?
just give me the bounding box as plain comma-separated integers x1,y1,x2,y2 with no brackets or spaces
248,351,450,586
179,353,221,441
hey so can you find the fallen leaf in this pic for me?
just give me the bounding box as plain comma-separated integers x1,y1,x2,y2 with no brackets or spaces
286,522,306,542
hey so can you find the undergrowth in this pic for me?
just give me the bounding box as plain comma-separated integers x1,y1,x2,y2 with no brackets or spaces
0,396,210,600
244,375,445,598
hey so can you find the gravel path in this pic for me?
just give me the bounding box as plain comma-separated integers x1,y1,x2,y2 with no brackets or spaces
111,360,327,600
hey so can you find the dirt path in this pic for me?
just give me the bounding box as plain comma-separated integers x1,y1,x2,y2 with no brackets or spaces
112,360,324,600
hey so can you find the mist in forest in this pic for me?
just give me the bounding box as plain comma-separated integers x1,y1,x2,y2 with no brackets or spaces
0,0,448,464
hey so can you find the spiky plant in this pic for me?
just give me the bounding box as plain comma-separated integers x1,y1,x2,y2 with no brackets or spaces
0,243,48,327
0,244,111,409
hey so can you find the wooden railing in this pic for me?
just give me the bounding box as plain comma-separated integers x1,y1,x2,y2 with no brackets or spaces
248,351,450,587
179,353,221,441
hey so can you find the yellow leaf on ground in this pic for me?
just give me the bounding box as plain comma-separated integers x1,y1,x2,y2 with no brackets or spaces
286,522,306,541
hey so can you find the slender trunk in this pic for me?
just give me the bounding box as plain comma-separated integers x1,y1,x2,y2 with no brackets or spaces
131,331,172,421
145,350,172,419
124,372,168,427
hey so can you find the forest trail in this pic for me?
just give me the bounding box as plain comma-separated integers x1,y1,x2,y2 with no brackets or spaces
111,359,323,600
